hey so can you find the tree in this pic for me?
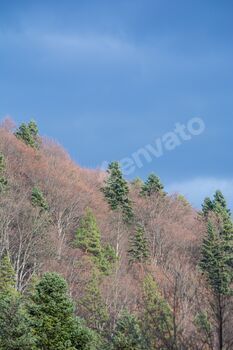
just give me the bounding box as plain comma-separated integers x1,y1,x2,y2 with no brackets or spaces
202,197,214,218
0,152,7,193
0,293,35,350
31,187,49,211
140,173,164,197
199,218,233,350
128,225,149,264
79,272,109,332
0,254,16,294
101,162,133,222
75,208,102,256
15,120,40,148
28,272,96,350
142,274,174,350
111,311,146,350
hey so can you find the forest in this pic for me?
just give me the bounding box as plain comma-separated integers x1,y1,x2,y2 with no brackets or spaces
0,118,232,350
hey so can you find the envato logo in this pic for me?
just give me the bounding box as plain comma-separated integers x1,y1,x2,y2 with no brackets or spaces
100,117,205,176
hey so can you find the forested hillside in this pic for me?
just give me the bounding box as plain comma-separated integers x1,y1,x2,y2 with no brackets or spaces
0,118,232,350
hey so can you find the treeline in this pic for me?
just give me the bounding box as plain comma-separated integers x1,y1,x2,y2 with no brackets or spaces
0,119,233,350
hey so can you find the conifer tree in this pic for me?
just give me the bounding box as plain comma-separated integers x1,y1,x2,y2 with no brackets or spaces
102,162,133,222
79,272,109,332
202,197,214,217
140,173,164,197
128,225,149,264
31,186,49,211
111,311,146,350
142,274,174,349
0,254,16,294
15,120,40,148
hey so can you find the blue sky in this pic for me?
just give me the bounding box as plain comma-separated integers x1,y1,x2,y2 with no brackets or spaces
0,0,233,209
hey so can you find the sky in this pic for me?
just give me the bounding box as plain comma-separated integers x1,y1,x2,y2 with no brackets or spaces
0,0,233,209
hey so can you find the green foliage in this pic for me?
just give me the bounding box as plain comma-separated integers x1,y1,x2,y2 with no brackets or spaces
79,272,109,332
140,173,164,197
31,187,49,211
0,294,35,350
111,311,146,350
28,272,96,350
75,208,116,274
15,120,40,148
195,311,212,343
0,153,7,193
142,275,173,349
202,197,214,217
200,221,233,295
101,162,133,222
0,255,16,295
128,225,149,264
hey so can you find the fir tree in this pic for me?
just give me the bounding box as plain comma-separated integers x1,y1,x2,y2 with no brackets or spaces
111,311,146,350
101,162,133,222
15,120,40,148
202,197,214,217
0,254,16,294
31,186,49,211
128,225,149,264
140,173,164,197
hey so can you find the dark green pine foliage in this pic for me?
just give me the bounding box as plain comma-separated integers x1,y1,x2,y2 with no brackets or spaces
15,120,40,148
202,197,214,218
28,272,96,350
128,225,149,264
111,311,146,350
0,254,16,294
102,162,133,222
140,173,164,197
0,153,8,193
31,187,49,211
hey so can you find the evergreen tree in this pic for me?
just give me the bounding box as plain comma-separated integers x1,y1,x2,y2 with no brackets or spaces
0,152,7,193
75,208,102,256
31,186,49,211
28,272,96,350
140,173,164,197
15,120,40,148
202,197,214,217
128,225,149,264
101,162,133,222
142,274,174,349
79,272,109,332
0,254,16,294
0,293,35,350
111,311,146,350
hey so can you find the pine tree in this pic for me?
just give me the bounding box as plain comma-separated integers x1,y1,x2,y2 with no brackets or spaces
0,254,16,294
15,120,40,148
101,162,133,222
79,272,109,332
31,186,49,211
111,311,146,350
128,225,149,264
140,173,164,197
142,274,174,349
202,197,214,217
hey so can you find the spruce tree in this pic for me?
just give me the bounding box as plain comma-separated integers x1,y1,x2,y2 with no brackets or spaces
111,311,146,350
140,173,164,197
202,197,214,217
101,162,133,222
0,254,16,294
128,225,149,264
31,186,49,211
15,120,40,148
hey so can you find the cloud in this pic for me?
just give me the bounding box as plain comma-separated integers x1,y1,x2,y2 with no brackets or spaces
166,177,233,209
